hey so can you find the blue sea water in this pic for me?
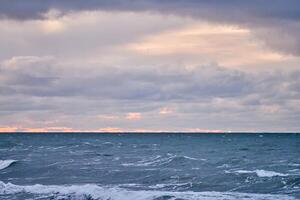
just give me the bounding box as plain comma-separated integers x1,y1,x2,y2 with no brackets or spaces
0,133,299,200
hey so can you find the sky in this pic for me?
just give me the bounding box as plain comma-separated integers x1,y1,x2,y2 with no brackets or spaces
0,0,300,132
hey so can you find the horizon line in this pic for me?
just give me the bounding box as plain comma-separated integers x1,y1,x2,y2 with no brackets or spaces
0,131,299,134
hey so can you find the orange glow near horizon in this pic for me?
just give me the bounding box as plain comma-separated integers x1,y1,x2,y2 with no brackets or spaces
125,112,142,120
0,126,114,133
0,126,226,133
0,126,19,132
186,128,224,133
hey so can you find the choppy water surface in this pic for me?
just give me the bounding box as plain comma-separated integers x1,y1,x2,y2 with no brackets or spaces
0,133,299,200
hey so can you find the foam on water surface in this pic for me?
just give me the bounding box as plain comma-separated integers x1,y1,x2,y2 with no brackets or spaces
0,181,297,200
0,133,299,199
232,170,289,177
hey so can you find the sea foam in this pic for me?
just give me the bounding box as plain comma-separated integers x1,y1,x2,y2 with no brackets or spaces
0,181,297,200
233,170,289,177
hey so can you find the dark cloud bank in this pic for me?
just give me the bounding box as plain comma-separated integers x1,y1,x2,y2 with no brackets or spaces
1,0,300,21
1,0,300,56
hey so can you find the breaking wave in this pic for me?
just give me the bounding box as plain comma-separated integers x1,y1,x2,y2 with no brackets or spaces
0,160,17,170
0,181,297,200
229,169,289,177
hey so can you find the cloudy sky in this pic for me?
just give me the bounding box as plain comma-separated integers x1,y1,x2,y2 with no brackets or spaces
0,0,300,132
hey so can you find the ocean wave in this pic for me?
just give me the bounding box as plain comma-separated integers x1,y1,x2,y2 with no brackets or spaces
122,155,200,167
217,164,230,169
119,182,194,190
289,163,300,167
0,181,297,200
0,160,17,170
229,170,289,177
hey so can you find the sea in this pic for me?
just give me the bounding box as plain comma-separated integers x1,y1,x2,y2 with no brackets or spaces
0,133,299,200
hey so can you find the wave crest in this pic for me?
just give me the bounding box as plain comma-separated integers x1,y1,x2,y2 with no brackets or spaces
0,181,297,200
229,170,289,177
122,155,200,167
0,160,17,170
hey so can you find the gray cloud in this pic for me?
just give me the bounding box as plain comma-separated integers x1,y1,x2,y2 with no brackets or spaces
1,0,300,21
1,1,300,131
0,56,299,131
0,56,252,99
1,56,299,101
1,0,300,56
0,11,186,61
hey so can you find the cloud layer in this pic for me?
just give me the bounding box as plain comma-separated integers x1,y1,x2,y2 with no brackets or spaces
0,1,299,131
1,56,299,131
1,0,300,56
1,0,300,21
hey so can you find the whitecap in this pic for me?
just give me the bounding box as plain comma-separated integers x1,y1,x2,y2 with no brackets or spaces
103,142,114,145
232,170,289,177
122,155,199,167
0,181,297,200
288,169,299,172
182,156,198,160
121,155,166,167
0,181,296,200
289,163,300,167
217,164,230,169
0,160,17,170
